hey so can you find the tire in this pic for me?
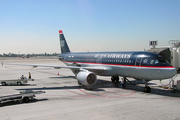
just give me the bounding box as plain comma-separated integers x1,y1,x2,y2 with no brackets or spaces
143,87,147,92
115,76,119,83
23,97,29,103
111,76,119,83
111,76,116,83
144,87,151,93
147,87,151,93
2,82,6,86
17,82,22,85
78,81,82,85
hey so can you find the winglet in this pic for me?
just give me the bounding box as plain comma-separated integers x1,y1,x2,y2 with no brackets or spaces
59,30,63,34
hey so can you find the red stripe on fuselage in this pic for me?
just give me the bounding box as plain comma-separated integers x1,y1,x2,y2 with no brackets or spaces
63,61,174,69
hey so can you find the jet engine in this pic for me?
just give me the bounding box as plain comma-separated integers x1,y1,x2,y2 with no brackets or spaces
76,71,97,86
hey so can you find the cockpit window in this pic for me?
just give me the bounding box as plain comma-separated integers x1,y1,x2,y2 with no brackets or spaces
141,56,167,65
155,60,159,64
150,59,155,64
142,58,163,65
149,59,165,64
158,57,167,63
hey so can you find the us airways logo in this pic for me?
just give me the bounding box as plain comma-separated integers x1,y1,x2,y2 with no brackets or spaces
94,53,132,59
60,40,65,47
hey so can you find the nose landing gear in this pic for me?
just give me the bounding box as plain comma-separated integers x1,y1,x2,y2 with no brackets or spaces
143,80,151,93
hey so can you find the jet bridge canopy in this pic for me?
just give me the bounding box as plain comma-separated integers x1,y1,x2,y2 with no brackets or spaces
147,47,171,63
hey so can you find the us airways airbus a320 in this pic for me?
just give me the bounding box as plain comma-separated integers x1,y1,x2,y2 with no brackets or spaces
3,30,177,92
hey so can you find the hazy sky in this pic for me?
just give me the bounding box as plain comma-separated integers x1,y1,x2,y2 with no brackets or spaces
0,0,180,54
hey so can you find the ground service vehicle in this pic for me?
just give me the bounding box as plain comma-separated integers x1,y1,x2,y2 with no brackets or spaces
0,77,34,86
0,90,45,105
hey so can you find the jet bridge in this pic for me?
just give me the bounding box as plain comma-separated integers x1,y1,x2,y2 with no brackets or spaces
148,40,180,70
147,47,171,63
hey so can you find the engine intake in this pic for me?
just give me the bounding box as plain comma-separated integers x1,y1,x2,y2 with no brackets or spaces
76,71,97,86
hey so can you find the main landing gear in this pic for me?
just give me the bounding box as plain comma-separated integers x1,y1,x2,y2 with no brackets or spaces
111,76,127,84
111,76,127,88
111,76,119,83
143,80,151,93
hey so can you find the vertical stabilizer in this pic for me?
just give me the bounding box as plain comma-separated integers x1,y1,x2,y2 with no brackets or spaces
59,30,70,54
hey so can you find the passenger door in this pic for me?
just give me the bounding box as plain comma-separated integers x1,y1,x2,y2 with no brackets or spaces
135,55,143,67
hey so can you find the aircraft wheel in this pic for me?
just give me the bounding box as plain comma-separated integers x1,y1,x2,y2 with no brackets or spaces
17,82,22,85
144,86,151,93
78,81,82,85
111,76,116,83
115,76,119,83
2,82,6,86
111,76,119,83
23,97,30,103
147,87,151,93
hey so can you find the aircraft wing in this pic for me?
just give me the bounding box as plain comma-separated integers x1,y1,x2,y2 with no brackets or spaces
2,62,111,72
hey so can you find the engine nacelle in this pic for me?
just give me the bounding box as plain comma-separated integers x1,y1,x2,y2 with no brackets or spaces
76,71,97,86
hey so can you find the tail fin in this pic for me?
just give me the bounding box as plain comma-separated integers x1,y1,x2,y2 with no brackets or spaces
59,30,71,54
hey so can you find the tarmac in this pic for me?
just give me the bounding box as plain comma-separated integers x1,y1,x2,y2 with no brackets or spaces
0,57,180,120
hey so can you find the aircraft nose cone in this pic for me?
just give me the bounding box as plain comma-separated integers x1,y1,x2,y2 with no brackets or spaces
167,67,177,78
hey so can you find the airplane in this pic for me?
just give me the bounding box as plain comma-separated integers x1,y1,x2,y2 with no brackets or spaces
3,30,177,93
